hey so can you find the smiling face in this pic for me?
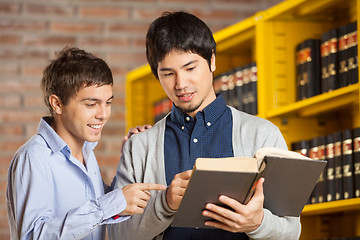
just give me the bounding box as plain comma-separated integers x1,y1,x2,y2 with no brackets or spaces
51,84,113,152
157,50,216,118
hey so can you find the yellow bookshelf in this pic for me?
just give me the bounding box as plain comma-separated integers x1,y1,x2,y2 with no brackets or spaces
125,0,360,238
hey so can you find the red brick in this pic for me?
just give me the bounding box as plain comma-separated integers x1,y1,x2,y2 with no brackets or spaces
0,64,20,76
0,81,41,94
78,37,128,48
22,65,46,77
0,95,21,108
134,9,168,20
0,34,21,45
0,20,47,32
0,140,27,152
0,50,49,62
80,7,129,18
108,52,147,66
24,35,76,47
51,22,101,34
25,4,75,17
0,124,24,138
23,94,44,108
0,3,20,14
0,109,45,124
108,22,149,34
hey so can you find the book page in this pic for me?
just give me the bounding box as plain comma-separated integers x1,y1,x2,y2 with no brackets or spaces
255,147,312,167
195,157,258,172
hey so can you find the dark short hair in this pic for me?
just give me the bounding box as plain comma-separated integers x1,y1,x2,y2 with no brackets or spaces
41,46,113,115
146,11,216,79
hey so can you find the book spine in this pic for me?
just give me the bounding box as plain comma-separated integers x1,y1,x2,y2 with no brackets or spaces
317,136,327,203
347,21,358,85
249,63,258,115
334,131,344,200
338,24,349,88
353,128,360,198
309,137,320,204
326,133,336,202
303,39,321,98
342,129,354,199
234,67,244,112
328,28,339,91
220,73,230,105
321,31,330,93
296,42,306,101
242,66,251,114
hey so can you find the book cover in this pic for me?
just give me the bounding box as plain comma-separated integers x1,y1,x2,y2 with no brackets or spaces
338,24,349,88
326,133,336,202
234,67,244,112
353,127,360,198
171,147,326,228
334,131,344,200
347,21,358,85
321,30,330,93
327,28,339,91
302,39,321,99
342,129,354,199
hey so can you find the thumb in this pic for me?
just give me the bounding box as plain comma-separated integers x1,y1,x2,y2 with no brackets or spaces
253,177,265,198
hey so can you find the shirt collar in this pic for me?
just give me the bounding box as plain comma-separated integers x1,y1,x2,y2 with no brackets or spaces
170,94,227,129
37,117,98,157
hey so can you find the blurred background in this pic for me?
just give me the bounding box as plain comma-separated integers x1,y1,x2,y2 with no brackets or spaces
0,0,282,238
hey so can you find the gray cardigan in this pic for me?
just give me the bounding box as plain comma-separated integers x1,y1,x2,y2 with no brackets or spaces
108,107,301,240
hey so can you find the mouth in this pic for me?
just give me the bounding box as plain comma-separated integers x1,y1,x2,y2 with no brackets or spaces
88,124,102,130
177,92,194,102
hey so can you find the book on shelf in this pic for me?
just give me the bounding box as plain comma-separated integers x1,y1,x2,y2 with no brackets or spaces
333,131,344,201
347,21,358,85
327,28,339,92
214,63,258,115
321,30,330,93
171,147,326,229
309,136,327,204
296,39,321,100
325,133,336,202
342,129,354,199
353,127,360,198
321,28,339,93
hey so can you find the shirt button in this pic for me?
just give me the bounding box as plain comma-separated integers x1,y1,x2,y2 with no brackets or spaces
181,126,185,130
186,116,190,121
193,138,198,143
207,122,211,127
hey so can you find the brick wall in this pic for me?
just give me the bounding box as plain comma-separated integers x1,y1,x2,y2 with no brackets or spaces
0,0,283,238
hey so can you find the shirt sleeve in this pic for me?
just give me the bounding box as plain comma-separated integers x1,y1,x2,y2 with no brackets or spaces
7,150,129,240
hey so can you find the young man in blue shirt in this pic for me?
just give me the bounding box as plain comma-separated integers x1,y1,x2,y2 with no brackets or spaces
109,11,301,239
6,47,166,240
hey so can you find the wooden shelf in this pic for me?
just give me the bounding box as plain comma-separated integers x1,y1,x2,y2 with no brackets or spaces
302,198,360,216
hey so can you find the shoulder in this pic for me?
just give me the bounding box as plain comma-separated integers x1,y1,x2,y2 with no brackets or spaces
10,134,52,173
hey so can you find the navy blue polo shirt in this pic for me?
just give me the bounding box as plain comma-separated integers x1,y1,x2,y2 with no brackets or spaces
163,94,249,239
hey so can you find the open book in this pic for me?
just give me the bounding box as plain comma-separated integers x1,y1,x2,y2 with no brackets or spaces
171,147,327,228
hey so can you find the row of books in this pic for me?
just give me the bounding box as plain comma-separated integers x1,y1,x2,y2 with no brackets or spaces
213,62,258,115
296,21,358,101
292,127,360,204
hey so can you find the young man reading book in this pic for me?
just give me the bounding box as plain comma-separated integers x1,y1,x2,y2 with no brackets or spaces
109,11,301,240
6,47,165,240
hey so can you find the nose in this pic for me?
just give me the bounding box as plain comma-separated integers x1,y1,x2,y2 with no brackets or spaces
175,72,189,90
96,104,111,120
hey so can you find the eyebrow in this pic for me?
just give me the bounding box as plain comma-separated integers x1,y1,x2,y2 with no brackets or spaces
82,96,114,102
159,60,198,72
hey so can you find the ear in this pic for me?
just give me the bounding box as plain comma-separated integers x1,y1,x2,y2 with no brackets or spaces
49,94,63,115
210,51,216,72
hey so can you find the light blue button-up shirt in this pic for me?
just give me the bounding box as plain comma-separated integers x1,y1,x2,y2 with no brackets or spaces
7,117,128,240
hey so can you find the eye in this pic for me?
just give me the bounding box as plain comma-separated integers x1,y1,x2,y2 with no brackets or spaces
187,66,195,71
163,72,173,77
86,103,96,107
106,101,112,106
